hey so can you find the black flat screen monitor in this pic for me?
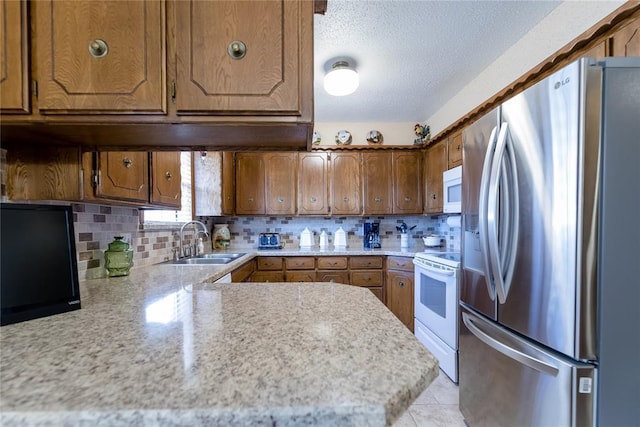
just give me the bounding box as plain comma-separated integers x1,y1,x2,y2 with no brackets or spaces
1,203,81,326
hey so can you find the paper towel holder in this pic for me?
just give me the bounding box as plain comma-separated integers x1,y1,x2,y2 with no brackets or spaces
446,215,462,228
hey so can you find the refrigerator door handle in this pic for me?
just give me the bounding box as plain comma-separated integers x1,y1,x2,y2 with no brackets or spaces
462,312,559,377
478,125,499,301
490,123,520,304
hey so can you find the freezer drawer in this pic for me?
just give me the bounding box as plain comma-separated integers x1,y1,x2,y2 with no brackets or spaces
459,306,596,427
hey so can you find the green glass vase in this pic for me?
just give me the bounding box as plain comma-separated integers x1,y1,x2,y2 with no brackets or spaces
104,236,133,277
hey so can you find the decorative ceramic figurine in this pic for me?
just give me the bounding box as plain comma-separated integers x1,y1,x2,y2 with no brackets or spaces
414,123,431,145
366,130,383,144
212,224,231,249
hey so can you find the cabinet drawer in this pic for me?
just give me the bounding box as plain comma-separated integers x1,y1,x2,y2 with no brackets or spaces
317,256,348,270
286,271,316,282
317,271,349,284
349,256,383,269
387,256,414,272
257,257,283,271
350,270,384,287
231,259,255,282
251,271,284,282
285,256,315,270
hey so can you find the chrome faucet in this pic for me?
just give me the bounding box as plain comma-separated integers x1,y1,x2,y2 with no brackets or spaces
179,220,209,258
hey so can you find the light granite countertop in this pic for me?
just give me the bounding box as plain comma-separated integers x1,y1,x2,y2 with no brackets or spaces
0,248,440,426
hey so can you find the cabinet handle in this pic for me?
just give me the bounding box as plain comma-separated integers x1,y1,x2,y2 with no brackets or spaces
227,40,247,60
404,197,411,202
165,172,173,181
310,197,317,203
374,197,381,203
248,197,254,202
343,197,349,202
277,197,284,203
399,281,405,287
88,39,108,58
122,157,133,168
432,194,437,200
457,144,461,151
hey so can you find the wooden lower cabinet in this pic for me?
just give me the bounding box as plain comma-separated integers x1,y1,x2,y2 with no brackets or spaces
317,271,349,284
349,256,385,304
286,271,316,282
231,259,255,282
251,271,284,282
386,256,414,332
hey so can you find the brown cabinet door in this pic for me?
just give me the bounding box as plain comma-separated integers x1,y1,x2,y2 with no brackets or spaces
298,152,329,215
150,152,181,208
0,0,29,113
285,256,315,270
368,287,384,303
362,152,393,214
331,152,361,215
265,153,297,215
235,153,265,214
392,151,422,214
387,256,414,272
257,257,283,271
34,0,165,113
611,18,640,57
317,257,348,270
424,143,447,214
251,271,284,282
350,270,384,287
221,152,235,215
231,259,256,282
317,271,349,284
175,0,306,115
96,152,148,202
447,131,463,168
286,271,317,282
386,270,414,331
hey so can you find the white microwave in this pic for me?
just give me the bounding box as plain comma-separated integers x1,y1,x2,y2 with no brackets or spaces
443,165,462,213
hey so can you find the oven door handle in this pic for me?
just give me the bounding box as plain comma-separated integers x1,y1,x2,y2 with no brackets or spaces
417,264,455,277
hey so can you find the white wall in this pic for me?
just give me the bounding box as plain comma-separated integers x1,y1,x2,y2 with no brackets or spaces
425,1,625,135
313,122,418,147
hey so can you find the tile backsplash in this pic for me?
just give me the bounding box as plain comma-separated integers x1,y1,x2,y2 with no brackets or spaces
69,203,461,280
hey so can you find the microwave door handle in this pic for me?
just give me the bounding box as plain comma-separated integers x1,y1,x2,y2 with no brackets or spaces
479,125,499,301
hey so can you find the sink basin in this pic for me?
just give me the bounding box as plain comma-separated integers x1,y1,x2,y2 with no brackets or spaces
166,253,246,265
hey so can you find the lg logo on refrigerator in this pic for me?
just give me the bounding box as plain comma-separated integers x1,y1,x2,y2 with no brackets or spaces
554,77,571,89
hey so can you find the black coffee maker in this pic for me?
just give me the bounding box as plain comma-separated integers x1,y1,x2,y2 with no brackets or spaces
363,222,381,249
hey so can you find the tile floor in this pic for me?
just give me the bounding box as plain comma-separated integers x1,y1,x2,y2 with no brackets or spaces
393,370,466,427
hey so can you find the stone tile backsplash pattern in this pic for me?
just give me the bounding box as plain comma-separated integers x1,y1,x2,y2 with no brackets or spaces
72,203,461,279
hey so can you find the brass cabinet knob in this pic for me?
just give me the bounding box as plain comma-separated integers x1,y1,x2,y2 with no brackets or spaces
88,39,108,58
310,196,317,203
399,281,405,287
165,171,172,180
374,197,381,203
227,40,247,60
122,157,133,168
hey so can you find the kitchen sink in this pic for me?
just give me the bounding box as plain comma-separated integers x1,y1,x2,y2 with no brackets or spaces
166,253,246,265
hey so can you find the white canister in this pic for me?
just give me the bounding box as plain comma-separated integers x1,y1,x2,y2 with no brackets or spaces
400,233,409,248
334,227,347,248
300,227,313,248
319,231,328,249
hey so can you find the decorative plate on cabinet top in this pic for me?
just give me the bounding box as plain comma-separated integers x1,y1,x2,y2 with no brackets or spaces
335,130,352,145
312,131,322,145
366,130,383,144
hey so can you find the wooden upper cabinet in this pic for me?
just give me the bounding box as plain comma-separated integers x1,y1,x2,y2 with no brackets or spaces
298,152,329,215
331,152,362,215
96,152,149,203
175,0,306,115
221,152,235,215
235,153,265,215
0,0,29,113
447,131,463,169
424,142,447,214
392,152,422,214
150,152,181,208
34,0,165,113
264,152,297,215
362,152,393,215
611,18,640,57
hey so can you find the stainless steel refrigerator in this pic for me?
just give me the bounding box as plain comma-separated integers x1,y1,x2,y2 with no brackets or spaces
460,57,640,426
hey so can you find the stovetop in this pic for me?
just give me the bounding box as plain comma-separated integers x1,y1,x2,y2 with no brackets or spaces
415,251,461,268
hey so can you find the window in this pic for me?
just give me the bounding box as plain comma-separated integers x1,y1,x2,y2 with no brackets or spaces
141,152,193,226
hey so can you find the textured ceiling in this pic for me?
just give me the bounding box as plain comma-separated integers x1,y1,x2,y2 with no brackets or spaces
314,0,561,123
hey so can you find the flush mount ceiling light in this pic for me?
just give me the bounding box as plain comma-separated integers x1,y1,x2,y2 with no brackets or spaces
324,61,359,96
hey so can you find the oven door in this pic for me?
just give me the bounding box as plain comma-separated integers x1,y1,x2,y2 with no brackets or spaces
414,262,459,349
